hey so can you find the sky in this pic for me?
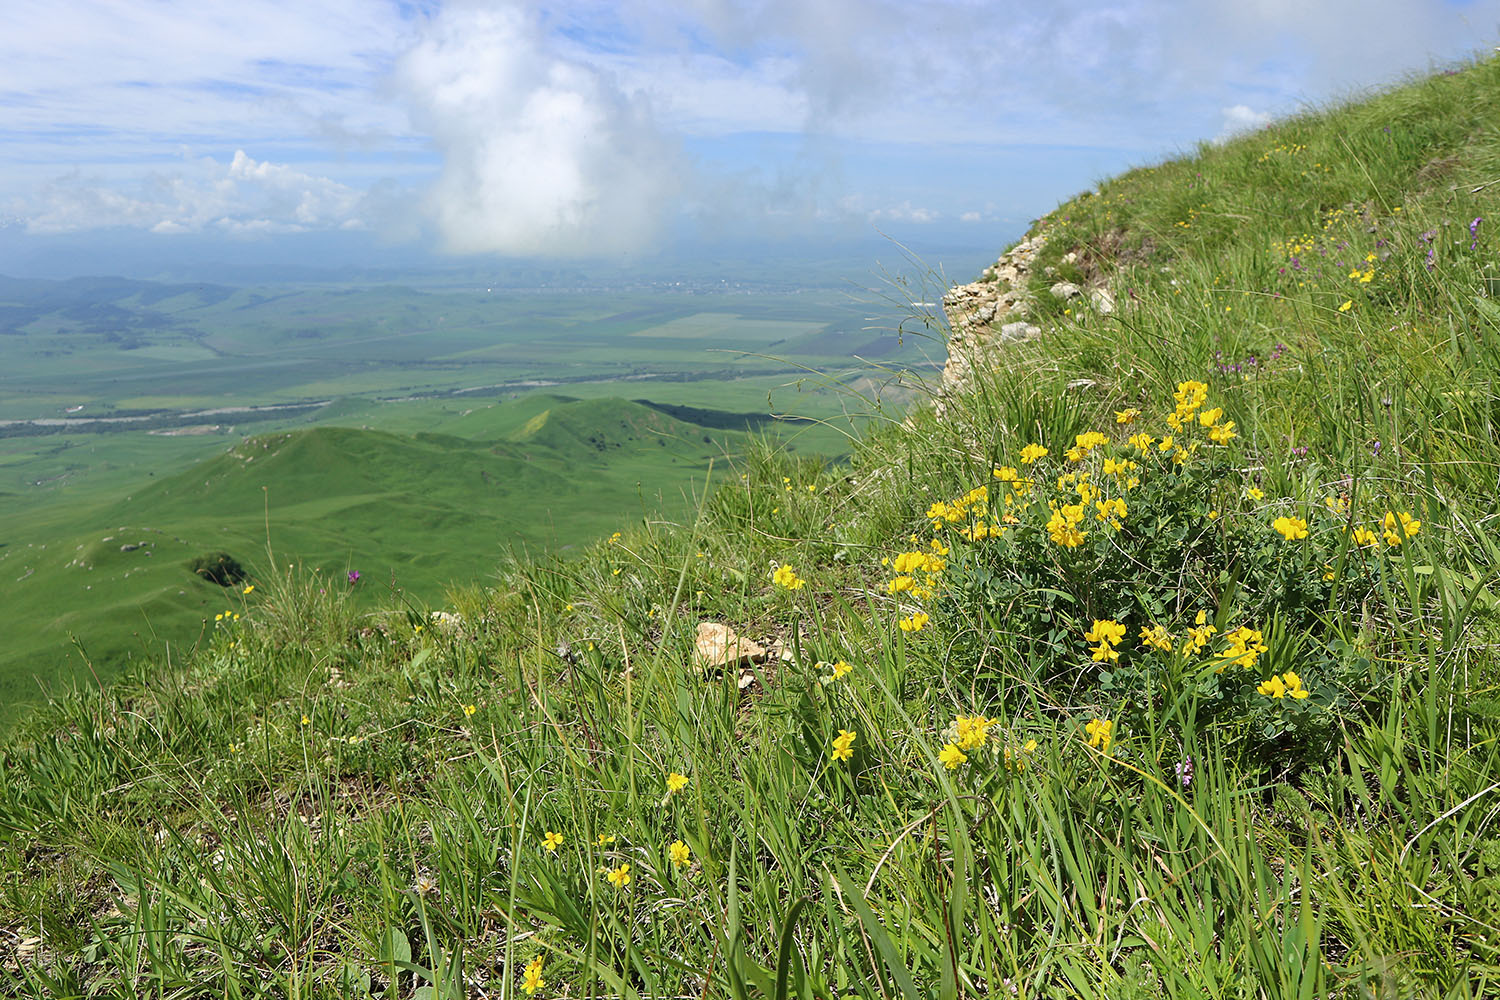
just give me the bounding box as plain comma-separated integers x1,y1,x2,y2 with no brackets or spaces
2,0,1498,278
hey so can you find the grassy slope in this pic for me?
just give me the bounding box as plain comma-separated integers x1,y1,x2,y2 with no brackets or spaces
2,60,1500,998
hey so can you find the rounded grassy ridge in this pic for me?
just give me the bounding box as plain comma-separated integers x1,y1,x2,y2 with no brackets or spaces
3,56,1500,997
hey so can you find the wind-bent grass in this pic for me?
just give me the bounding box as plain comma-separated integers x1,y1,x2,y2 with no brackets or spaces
2,56,1500,999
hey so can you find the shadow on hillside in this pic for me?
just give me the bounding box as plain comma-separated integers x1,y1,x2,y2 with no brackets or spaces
633,399,780,432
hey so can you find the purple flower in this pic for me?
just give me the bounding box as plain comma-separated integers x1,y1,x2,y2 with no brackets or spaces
1372,440,1382,457
1471,217,1483,251
348,570,361,584
1175,757,1193,789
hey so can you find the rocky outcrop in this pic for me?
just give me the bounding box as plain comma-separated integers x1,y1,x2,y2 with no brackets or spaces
938,227,1121,409
937,233,1046,409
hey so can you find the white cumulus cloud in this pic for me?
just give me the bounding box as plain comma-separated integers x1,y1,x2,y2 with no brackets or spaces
1217,104,1274,141
394,4,681,256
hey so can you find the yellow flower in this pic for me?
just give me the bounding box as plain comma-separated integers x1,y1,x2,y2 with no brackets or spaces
1247,487,1265,501
1138,624,1173,653
463,704,477,718
669,840,692,868
1019,443,1049,465
1208,421,1237,444
301,715,310,727
1258,671,1310,700
1158,435,1175,453
899,612,930,632
954,715,997,750
606,863,631,888
1257,674,1287,698
938,743,968,770
1084,718,1113,753
1351,526,1381,547
832,728,856,761
1084,619,1127,647
1338,299,1353,312
242,584,255,594
831,659,853,680
596,833,616,847
1115,408,1141,424
1197,407,1223,427
1074,431,1108,452
1272,516,1309,540
666,771,689,793
1382,510,1421,546
1128,431,1156,451
1003,738,1039,772
772,564,806,590
1222,625,1268,670
522,955,546,996
542,831,564,853
993,465,1019,482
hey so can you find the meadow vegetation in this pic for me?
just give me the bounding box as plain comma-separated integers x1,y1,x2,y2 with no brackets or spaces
2,58,1500,997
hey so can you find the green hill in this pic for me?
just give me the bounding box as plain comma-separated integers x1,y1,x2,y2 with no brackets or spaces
0,396,750,713
2,58,1500,998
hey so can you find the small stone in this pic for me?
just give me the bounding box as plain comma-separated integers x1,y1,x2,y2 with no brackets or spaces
1089,287,1116,314
1049,281,1083,301
693,622,767,672
998,321,1041,342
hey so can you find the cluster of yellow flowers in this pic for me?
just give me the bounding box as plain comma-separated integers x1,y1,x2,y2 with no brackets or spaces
1258,671,1311,699
1084,718,1113,753
1165,381,1237,446
522,956,546,996
1221,626,1268,670
1079,612,1269,676
1084,619,1127,663
885,542,948,601
937,714,1039,773
831,728,856,761
927,485,992,531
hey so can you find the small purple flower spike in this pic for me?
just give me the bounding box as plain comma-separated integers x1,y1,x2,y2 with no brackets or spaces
1175,757,1193,789
348,570,361,584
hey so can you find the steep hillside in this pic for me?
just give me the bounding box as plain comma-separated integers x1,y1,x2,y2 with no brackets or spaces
1,59,1499,998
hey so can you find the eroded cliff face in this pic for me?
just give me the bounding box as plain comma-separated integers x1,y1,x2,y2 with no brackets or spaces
937,220,1118,411
937,233,1046,410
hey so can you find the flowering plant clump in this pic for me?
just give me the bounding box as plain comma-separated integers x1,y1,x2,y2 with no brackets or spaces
894,381,1429,759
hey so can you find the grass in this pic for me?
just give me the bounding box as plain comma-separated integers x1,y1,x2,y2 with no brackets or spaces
2,57,1500,998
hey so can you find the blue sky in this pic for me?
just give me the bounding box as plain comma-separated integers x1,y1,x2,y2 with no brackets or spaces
2,0,1498,273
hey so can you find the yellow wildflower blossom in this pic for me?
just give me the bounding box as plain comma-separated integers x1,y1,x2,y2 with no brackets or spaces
522,956,546,996
542,831,564,853
1382,510,1421,547
1139,624,1173,653
666,771,689,793
1084,718,1113,753
1272,516,1309,540
1019,443,1049,464
938,743,968,770
606,863,631,888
